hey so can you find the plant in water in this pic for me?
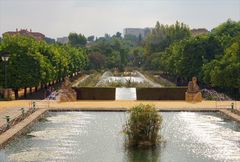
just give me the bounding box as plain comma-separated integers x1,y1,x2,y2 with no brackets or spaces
123,104,163,148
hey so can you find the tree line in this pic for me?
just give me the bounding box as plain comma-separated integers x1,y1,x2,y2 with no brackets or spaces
0,34,87,98
0,19,239,99
86,19,240,98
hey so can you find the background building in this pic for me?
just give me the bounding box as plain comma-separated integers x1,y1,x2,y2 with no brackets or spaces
124,28,145,38
191,28,209,36
3,28,45,41
57,37,69,44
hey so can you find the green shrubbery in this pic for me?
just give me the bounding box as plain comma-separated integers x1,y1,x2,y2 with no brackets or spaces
123,104,162,148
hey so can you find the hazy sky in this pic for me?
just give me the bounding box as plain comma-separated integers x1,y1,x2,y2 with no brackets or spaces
0,0,239,38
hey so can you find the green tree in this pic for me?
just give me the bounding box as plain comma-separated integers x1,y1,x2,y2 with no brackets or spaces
68,33,87,47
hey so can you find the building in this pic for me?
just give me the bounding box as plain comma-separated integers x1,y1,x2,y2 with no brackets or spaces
3,28,45,41
57,36,69,44
191,28,209,36
123,28,151,38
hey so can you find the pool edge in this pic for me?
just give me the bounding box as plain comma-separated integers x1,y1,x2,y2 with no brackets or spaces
0,109,48,148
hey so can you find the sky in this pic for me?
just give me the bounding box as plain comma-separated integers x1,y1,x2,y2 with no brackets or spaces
0,0,239,38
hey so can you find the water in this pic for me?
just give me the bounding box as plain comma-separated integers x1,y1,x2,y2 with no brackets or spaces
106,76,144,83
0,112,239,162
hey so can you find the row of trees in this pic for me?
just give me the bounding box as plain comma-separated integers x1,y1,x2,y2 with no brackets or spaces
0,34,87,98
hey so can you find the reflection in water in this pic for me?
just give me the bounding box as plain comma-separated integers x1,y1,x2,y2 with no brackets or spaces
126,147,162,162
0,112,239,162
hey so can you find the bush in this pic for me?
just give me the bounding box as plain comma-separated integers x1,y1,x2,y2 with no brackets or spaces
123,104,162,148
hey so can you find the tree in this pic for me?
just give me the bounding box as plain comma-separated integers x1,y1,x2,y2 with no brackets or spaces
45,37,55,44
144,21,191,55
0,34,88,99
88,52,106,69
68,33,87,47
211,19,240,48
203,37,240,88
87,35,95,42
114,32,122,39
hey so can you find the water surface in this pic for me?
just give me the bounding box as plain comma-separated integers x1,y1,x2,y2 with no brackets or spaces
0,112,239,162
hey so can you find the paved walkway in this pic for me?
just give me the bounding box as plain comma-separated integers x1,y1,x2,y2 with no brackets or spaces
1,100,240,127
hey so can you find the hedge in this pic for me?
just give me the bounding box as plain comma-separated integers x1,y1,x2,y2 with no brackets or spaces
136,87,187,100
73,87,115,100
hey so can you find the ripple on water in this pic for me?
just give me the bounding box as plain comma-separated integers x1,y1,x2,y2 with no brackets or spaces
175,112,240,162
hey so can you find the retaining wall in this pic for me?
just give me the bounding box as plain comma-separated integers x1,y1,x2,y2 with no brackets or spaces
136,87,187,100
73,87,116,100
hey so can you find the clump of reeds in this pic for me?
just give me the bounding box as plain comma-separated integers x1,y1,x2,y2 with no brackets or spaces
123,104,163,148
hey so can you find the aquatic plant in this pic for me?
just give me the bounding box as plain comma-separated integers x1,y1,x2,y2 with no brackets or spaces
123,104,162,148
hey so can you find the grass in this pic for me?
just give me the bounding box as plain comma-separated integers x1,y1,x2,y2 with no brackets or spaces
123,104,163,148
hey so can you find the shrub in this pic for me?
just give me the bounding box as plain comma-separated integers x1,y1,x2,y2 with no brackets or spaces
123,104,162,148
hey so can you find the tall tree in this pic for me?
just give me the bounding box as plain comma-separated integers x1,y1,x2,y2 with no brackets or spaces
68,33,87,47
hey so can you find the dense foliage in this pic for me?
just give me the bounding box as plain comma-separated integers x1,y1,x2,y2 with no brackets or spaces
123,104,162,148
68,33,87,47
87,33,137,70
157,20,240,90
0,34,87,98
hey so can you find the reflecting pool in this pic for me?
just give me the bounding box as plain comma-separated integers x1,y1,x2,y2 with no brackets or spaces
0,112,239,162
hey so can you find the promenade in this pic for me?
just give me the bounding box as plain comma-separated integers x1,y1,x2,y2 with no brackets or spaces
0,100,239,128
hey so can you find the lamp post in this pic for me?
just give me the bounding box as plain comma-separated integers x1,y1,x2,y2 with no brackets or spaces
1,51,10,99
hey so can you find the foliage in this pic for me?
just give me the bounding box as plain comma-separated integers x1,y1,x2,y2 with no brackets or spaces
152,19,240,97
87,33,136,70
0,34,87,97
45,37,55,44
210,19,240,47
128,47,145,67
143,21,191,69
87,35,95,42
68,33,87,47
160,35,223,80
88,52,106,69
144,21,191,54
123,104,162,148
202,36,240,88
